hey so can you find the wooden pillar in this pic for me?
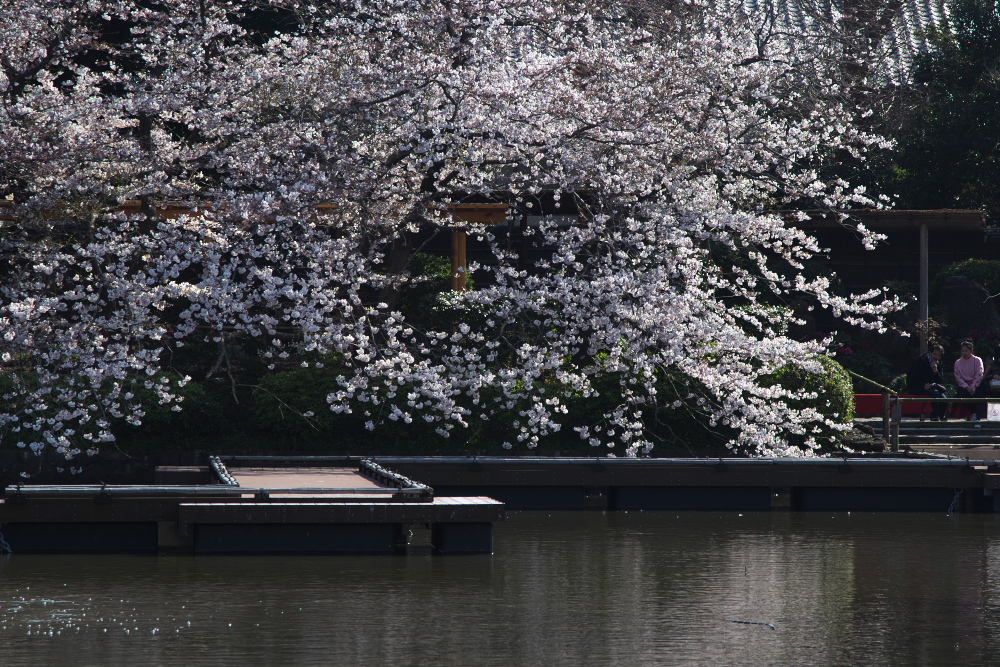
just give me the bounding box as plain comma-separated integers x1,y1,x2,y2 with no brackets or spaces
920,222,929,351
447,204,508,289
451,230,467,291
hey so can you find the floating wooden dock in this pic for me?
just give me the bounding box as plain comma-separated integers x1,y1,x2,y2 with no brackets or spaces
0,459,503,555
163,454,1000,513
7,454,1000,554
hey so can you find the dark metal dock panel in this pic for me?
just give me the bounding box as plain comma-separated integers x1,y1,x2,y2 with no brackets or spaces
194,523,399,554
795,487,962,512
611,486,772,511
177,498,504,530
380,458,994,490
0,498,187,523
1,522,157,553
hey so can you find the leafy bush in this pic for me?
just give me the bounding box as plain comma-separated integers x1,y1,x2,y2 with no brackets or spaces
245,361,734,455
250,365,344,440
249,363,485,453
113,375,232,447
100,351,852,456
763,356,855,446
930,259,1000,303
397,252,473,333
968,329,1000,362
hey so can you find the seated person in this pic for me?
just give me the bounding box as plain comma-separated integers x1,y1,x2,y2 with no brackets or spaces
985,357,1000,420
907,343,948,420
954,340,987,421
985,356,1000,392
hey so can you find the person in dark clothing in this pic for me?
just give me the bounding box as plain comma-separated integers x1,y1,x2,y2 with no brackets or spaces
907,343,948,420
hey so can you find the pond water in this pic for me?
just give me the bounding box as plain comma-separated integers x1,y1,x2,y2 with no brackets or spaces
2,511,1000,665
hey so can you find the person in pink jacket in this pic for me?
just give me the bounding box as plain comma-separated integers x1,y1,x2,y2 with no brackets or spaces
954,340,987,421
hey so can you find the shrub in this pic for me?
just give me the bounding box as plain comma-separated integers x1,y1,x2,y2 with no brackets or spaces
931,259,1000,303
397,252,473,333
249,363,483,453
113,375,232,447
968,329,1000,361
250,365,343,440
763,356,855,446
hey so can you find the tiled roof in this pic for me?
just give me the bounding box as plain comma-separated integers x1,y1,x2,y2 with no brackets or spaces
724,0,954,83
879,0,951,82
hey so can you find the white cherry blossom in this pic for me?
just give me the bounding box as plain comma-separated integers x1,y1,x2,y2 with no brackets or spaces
0,0,901,458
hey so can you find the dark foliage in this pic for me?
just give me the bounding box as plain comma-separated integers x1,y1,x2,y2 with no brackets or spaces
889,0,1000,215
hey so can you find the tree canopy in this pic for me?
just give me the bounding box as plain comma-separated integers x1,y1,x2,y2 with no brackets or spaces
0,0,900,459
887,0,1000,213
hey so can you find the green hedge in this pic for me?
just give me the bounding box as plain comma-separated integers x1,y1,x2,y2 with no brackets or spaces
5,353,853,456
113,375,232,447
244,364,737,455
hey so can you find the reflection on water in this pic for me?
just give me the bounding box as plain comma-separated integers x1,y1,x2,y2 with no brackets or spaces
1,511,1000,665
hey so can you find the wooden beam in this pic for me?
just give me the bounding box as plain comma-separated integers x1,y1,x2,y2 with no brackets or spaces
792,209,985,232
449,203,508,225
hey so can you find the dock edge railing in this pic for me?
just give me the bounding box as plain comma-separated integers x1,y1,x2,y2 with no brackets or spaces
849,370,1000,451
209,456,239,487
848,371,897,451
360,459,434,500
214,455,434,501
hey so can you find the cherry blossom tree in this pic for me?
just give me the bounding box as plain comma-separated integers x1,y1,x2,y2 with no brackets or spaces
0,0,902,459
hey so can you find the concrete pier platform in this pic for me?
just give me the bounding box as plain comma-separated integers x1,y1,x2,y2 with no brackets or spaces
159,454,1000,513
358,455,1000,513
8,453,1000,555
0,460,503,555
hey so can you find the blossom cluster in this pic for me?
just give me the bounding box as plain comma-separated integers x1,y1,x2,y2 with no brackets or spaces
0,0,902,458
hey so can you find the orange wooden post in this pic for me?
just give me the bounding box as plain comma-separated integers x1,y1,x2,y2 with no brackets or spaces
446,204,507,291
451,230,467,291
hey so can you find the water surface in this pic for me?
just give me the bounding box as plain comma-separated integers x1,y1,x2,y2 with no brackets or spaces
1,511,998,665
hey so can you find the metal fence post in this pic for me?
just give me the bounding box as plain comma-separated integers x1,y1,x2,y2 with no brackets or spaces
890,394,901,452
882,390,890,444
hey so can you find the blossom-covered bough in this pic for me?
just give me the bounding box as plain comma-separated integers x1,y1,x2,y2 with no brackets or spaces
0,0,903,460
